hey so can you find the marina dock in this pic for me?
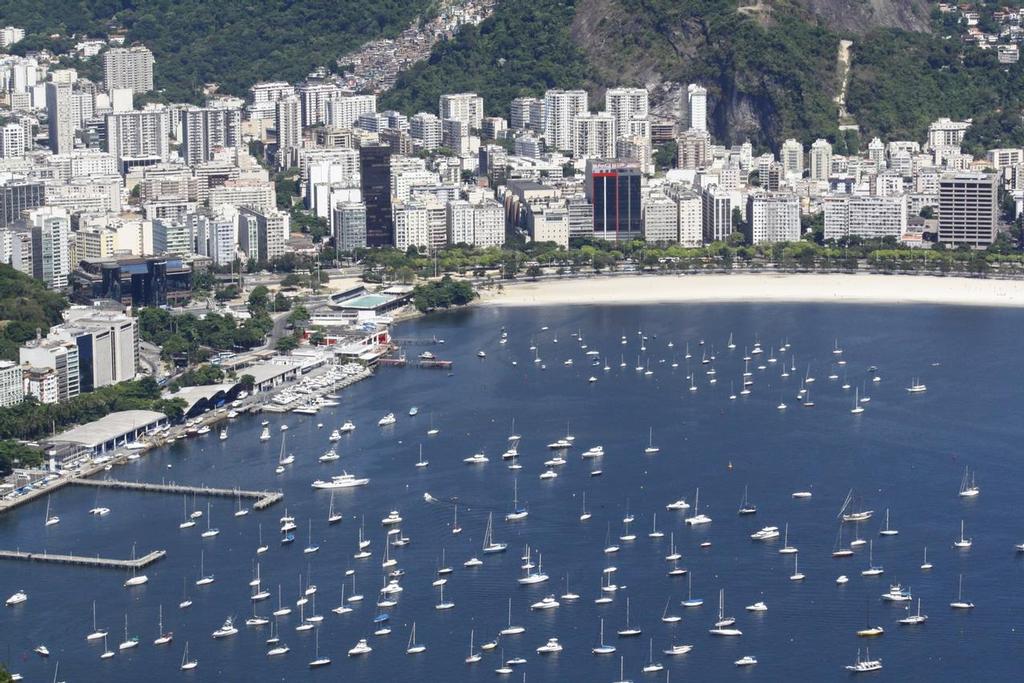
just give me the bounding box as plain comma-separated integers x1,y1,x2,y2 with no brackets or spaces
68,478,283,510
0,548,166,570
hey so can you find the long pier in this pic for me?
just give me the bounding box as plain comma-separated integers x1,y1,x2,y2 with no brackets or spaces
69,478,283,510
0,548,166,570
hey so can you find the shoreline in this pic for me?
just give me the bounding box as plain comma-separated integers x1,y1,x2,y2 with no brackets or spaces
476,272,1024,309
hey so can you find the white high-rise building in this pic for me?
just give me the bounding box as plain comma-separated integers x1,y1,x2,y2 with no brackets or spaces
927,118,971,150
677,191,703,246
46,81,75,154
275,95,302,154
410,113,442,150
747,193,800,243
105,108,171,162
605,87,649,139
19,337,79,402
573,112,616,159
441,118,470,156
687,84,707,132
333,201,367,251
823,194,908,240
250,81,295,104
103,46,154,94
543,89,588,152
642,192,678,243
780,138,804,179
510,97,543,131
0,360,23,407
393,202,431,251
179,107,241,165
189,212,237,266
446,199,504,248
439,93,484,130
0,121,26,158
324,93,376,129
27,206,71,289
867,137,886,169
809,139,832,182
297,82,340,127
701,184,732,243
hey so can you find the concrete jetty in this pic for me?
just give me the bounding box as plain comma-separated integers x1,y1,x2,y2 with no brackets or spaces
68,478,283,510
0,548,166,569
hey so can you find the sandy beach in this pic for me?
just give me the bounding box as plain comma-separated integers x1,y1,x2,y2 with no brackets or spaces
478,272,1024,308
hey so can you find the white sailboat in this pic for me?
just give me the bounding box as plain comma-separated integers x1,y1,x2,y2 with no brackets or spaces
118,613,139,650
44,496,59,527
153,605,173,645
861,540,884,576
178,495,195,529
644,427,660,454
708,589,741,636
684,488,711,526
616,597,641,637
500,596,525,635
86,600,107,641
950,574,974,609
958,466,979,497
953,519,972,549
592,617,616,654
778,523,797,554
579,491,592,521
195,549,214,586
642,638,663,673
200,502,219,538
180,641,197,670
898,598,928,625
308,628,331,668
482,512,507,553
465,629,481,663
920,546,933,570
405,622,426,654
851,388,864,414
879,508,898,536
682,572,703,607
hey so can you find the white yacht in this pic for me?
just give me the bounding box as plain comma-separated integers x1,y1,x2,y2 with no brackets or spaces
750,526,779,541
347,638,372,656
311,472,369,489
5,590,27,606
530,595,560,610
212,617,238,638
377,413,396,426
536,637,562,654
845,649,882,672
735,656,758,667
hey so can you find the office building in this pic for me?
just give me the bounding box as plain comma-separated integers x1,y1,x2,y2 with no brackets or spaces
20,337,79,402
73,256,192,307
333,201,367,251
439,93,484,130
746,193,800,243
46,81,75,154
701,184,733,243
573,112,616,159
543,89,588,153
103,46,154,94
687,84,708,132
153,218,193,257
56,309,138,390
938,172,998,246
359,145,393,246
586,160,642,241
0,178,45,227
189,212,236,266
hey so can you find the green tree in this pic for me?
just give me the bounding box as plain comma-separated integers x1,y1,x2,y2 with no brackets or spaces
248,286,270,314
275,335,299,352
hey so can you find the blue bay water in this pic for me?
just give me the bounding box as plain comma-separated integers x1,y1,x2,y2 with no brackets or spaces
2,302,1022,681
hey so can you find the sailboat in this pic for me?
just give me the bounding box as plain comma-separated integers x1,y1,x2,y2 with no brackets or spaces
200,502,219,538
465,629,482,663
738,485,757,515
195,550,214,586
180,641,197,670
612,655,632,683
87,601,107,641
879,509,898,536
178,577,192,609
684,488,711,526
415,444,429,468
953,519,972,549
644,427,660,454
832,525,854,558
616,597,641,637
434,582,454,610
482,512,507,553
579,492,592,521
855,602,884,637
899,598,928,625
500,597,525,635
661,596,681,623
259,421,271,442
451,504,462,534
851,388,864,414
861,540,884,576
100,633,115,659
708,589,741,635
44,496,59,527
778,523,797,554
153,605,173,645
505,479,528,521
790,554,805,581
178,495,195,529
681,571,703,608
327,493,342,524
648,514,664,538
642,637,664,672
950,573,974,609
958,466,980,497
304,520,320,554
118,613,139,650
273,584,292,617
405,622,426,654
308,628,330,668
124,543,148,587
920,546,933,570
592,617,616,654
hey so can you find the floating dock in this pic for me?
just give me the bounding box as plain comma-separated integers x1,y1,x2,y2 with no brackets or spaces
0,548,166,570
69,478,283,510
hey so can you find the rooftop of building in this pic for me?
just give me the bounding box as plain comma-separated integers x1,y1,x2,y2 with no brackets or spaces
46,409,165,449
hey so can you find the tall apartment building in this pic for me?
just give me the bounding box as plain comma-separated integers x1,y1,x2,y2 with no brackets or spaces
189,213,236,266
237,207,288,262
179,107,241,165
103,46,154,94
446,199,504,248
441,118,470,156
543,89,588,153
360,145,393,247
297,82,340,127
586,160,642,241
324,93,376,129
605,87,649,139
410,112,442,150
55,309,138,391
333,201,367,252
701,184,733,243
687,84,708,132
938,172,998,246
780,138,804,179
20,337,80,402
677,191,703,246
573,112,616,159
0,360,23,407
46,81,75,154
250,81,295,104
510,97,543,131
0,121,26,158
152,218,194,256
746,193,800,243
809,139,832,182
439,93,484,130
677,129,711,170
105,108,171,163
393,202,431,252
927,118,971,150
275,95,302,156
823,194,908,240
27,206,72,289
